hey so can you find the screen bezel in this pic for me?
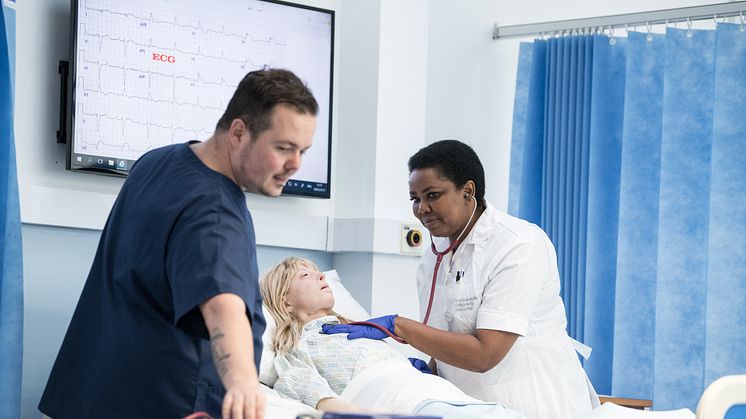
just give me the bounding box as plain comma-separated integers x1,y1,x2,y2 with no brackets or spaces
65,0,334,199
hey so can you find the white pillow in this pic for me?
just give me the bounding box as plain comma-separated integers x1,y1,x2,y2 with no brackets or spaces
258,269,370,386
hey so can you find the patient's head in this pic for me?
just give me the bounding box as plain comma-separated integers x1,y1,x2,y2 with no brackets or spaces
260,257,347,353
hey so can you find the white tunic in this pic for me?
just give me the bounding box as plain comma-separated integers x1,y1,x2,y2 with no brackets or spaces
416,202,599,419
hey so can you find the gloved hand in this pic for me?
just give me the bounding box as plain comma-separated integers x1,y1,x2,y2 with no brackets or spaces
408,357,433,374
321,315,398,340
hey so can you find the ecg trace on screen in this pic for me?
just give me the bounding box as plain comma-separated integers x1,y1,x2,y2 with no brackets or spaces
72,0,332,185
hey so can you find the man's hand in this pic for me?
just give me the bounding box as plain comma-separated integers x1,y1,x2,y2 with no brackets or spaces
222,380,266,419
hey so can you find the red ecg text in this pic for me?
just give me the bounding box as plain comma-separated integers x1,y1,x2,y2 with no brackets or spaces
152,53,176,63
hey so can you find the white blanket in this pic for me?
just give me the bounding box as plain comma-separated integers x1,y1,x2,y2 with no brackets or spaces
340,358,482,414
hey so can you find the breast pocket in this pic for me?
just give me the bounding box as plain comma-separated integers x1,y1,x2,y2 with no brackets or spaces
446,272,481,333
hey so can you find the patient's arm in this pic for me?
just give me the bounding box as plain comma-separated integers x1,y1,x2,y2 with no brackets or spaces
317,397,369,413
395,317,519,373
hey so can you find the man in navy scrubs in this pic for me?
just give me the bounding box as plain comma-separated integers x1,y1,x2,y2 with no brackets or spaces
39,69,318,419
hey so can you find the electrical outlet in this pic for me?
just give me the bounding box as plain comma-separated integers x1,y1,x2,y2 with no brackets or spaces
400,223,424,255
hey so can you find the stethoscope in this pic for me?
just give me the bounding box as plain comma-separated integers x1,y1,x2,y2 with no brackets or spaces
344,194,478,344
422,194,478,326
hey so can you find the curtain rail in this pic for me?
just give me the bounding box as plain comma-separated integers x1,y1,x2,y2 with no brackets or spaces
492,1,746,39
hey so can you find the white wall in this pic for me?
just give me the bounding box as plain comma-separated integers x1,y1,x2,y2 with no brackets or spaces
367,0,429,319
329,0,428,320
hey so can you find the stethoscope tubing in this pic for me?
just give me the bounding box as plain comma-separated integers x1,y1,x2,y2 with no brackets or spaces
422,196,478,326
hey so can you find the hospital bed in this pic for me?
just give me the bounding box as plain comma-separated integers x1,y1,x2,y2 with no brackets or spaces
40,270,739,419
258,270,743,419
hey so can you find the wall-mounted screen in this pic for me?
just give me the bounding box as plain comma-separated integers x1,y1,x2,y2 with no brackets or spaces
66,0,334,198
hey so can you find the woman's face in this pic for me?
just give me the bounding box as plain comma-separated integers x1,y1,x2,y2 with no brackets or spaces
409,167,473,241
284,263,335,322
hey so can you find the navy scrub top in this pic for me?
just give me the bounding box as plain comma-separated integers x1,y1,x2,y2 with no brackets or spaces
39,142,266,419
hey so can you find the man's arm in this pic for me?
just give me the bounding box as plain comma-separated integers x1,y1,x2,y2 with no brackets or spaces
200,293,265,419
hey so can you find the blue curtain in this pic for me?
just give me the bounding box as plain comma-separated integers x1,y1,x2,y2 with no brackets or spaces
0,3,23,419
509,25,746,412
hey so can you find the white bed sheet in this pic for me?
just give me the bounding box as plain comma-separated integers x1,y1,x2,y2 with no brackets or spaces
262,383,317,419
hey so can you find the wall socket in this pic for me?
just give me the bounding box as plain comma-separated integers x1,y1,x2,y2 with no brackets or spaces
400,223,424,255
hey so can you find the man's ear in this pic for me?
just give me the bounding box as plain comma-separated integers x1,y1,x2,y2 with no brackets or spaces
227,118,248,148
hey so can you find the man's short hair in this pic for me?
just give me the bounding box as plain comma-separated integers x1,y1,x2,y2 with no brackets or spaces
216,68,319,137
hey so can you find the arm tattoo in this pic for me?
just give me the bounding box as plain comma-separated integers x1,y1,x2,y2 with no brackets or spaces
210,327,231,378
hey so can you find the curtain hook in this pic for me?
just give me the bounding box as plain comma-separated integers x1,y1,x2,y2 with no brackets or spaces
713,14,718,27
740,12,745,32
646,21,654,42
609,25,617,45
687,17,694,37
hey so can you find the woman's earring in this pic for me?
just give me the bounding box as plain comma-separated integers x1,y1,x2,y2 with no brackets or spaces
464,193,470,199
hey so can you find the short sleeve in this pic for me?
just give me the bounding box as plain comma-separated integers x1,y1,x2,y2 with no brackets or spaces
166,193,256,339
274,351,338,408
476,229,551,336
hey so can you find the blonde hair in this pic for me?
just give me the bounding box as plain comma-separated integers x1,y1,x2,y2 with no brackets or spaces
260,257,347,354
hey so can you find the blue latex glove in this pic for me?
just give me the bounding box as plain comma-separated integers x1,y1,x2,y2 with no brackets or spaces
321,315,398,340
408,357,433,374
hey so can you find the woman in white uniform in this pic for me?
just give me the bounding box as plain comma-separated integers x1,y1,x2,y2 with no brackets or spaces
324,140,599,419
